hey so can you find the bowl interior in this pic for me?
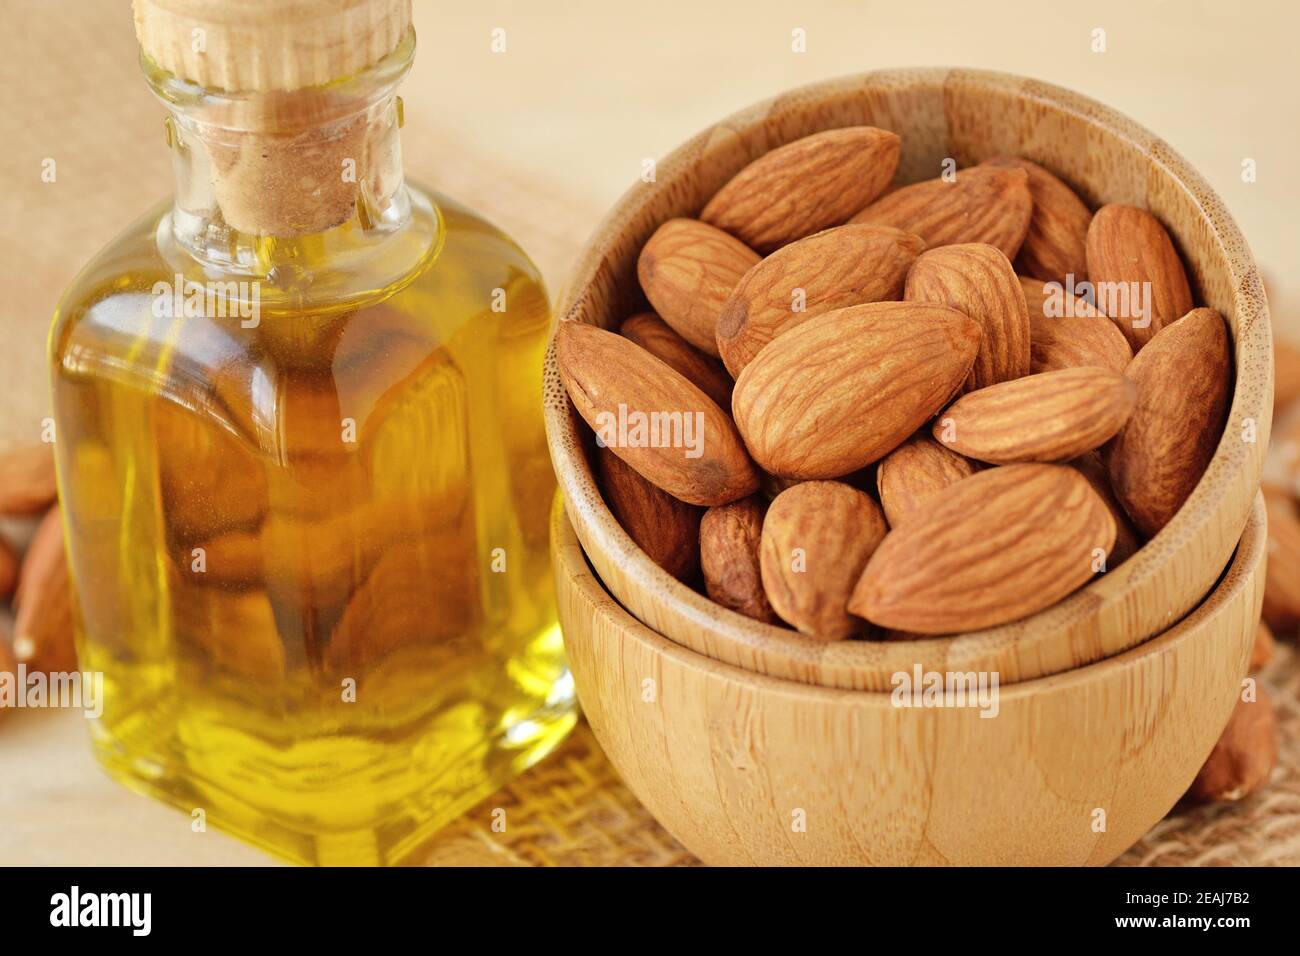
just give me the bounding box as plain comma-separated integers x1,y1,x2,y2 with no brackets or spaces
543,67,1271,691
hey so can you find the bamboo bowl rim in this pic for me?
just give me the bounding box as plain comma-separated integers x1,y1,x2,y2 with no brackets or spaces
553,492,1267,704
543,67,1272,691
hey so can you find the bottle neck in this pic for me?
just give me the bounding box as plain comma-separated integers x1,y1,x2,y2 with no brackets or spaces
145,30,428,286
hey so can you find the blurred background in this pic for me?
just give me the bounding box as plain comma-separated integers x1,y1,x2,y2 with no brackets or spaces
1,0,1296,864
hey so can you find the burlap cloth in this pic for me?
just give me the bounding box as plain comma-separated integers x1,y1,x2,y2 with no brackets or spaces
2,2,1296,867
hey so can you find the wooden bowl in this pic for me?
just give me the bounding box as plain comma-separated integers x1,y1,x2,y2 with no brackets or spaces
554,494,1265,866
544,68,1272,691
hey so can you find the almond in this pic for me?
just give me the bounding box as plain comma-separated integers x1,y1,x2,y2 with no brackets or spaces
0,535,17,600
1261,489,1300,631
1186,689,1278,803
13,507,77,675
1106,307,1231,536
760,481,885,639
1250,619,1276,672
904,243,1030,390
934,366,1136,464
1275,338,1300,414
596,444,702,581
620,311,733,409
850,464,1115,633
875,434,977,528
0,444,58,515
716,224,924,376
1021,276,1132,375
983,157,1091,283
637,218,760,355
732,302,981,479
556,321,758,506
1071,450,1143,568
1085,204,1194,350
699,496,777,623
851,164,1032,260
700,127,901,254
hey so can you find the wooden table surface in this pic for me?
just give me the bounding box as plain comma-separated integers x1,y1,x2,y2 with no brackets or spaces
1,0,1296,865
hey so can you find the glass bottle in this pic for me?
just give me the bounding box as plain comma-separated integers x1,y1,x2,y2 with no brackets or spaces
48,6,575,865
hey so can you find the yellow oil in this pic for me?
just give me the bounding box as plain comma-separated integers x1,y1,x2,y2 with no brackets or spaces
48,188,576,865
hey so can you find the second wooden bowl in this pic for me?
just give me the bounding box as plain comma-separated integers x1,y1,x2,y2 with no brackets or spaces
554,495,1265,866
543,68,1272,691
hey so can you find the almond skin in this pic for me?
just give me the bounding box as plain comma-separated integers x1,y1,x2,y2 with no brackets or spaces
1085,204,1194,351
1250,620,1276,672
875,434,977,528
596,445,702,582
983,157,1091,283
700,127,901,254
1071,450,1143,568
13,506,78,675
637,218,760,355
1186,689,1278,803
620,311,733,409
851,164,1032,260
760,481,885,640
905,243,1030,391
850,464,1115,633
0,444,58,515
934,366,1137,464
0,535,16,600
700,496,777,623
732,302,982,479
555,321,759,506
1106,307,1231,536
716,224,925,376
1021,276,1132,375
1261,489,1300,631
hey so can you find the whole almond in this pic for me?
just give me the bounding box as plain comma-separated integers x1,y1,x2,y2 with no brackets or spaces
1071,450,1143,568
0,535,17,599
905,243,1030,390
851,164,1032,260
1261,489,1300,631
0,444,58,515
983,157,1091,283
556,321,759,506
1106,307,1231,537
620,311,733,409
850,464,1115,633
716,224,925,376
1187,689,1278,803
13,506,77,675
732,302,982,479
876,434,977,528
760,481,885,640
596,445,702,581
1275,338,1300,414
934,366,1137,464
700,127,901,254
1085,204,1194,350
699,496,777,623
1250,620,1276,672
637,218,760,355
1021,276,1132,375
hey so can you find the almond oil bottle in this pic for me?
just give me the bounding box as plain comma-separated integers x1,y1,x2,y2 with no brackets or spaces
48,0,576,865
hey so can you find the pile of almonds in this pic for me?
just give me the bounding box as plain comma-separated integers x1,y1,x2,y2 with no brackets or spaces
0,444,75,694
557,125,1288,804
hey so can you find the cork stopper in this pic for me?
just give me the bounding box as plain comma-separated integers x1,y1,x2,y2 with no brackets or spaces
133,0,413,237
132,0,411,93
